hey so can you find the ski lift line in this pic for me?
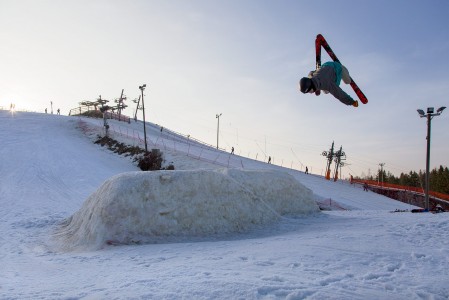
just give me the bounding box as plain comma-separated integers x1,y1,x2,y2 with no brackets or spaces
221,129,326,151
210,119,325,147
137,108,334,157
83,116,411,178
346,165,360,177
254,141,268,158
222,138,234,150
290,148,305,168
83,116,319,172
105,117,216,153
348,156,413,177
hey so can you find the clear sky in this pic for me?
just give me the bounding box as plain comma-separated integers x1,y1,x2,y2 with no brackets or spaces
1,0,448,178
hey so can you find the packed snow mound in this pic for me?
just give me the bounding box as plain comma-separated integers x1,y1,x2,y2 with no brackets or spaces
54,169,318,251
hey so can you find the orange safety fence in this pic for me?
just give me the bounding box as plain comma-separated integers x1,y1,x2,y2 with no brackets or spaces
351,179,449,202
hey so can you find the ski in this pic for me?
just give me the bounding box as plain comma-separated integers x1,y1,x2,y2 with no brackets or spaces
315,34,368,104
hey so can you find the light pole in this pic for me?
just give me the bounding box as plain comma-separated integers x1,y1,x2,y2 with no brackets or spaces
379,163,385,186
216,113,222,149
139,84,148,153
417,106,446,211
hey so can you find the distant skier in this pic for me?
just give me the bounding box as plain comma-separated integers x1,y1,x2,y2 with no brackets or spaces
435,204,445,213
299,61,358,107
363,182,369,192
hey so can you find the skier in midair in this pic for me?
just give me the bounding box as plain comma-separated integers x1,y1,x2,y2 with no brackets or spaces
299,61,358,107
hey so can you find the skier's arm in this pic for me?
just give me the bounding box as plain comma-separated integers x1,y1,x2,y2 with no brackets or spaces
328,84,355,106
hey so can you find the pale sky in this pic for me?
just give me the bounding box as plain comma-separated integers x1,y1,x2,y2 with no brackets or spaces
1,0,448,178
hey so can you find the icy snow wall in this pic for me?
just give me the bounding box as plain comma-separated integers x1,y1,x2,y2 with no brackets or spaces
54,169,318,251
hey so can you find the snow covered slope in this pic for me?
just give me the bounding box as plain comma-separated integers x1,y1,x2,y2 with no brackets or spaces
1,110,448,300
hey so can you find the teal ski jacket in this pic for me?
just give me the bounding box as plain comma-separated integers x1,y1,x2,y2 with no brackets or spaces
310,61,355,106
322,61,343,86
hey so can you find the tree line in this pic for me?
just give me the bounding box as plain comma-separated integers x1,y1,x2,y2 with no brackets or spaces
359,165,449,195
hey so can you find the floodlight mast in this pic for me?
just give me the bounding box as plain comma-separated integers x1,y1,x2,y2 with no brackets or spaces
416,106,446,211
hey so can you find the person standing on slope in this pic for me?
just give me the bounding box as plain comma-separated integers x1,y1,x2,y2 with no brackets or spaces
299,61,358,107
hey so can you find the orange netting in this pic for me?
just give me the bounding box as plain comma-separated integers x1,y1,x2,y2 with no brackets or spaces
351,179,449,202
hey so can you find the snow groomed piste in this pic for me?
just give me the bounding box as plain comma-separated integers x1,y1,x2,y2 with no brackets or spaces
2,110,449,299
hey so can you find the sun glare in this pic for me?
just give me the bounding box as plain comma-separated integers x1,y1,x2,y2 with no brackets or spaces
3,96,26,112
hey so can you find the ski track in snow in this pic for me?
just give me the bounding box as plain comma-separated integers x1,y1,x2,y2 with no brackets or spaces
1,111,448,300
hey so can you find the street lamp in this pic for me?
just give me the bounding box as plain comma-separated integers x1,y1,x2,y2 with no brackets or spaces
216,113,222,149
139,84,148,153
417,106,446,211
379,163,385,187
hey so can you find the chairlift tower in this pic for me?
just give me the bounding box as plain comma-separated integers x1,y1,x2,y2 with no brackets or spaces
333,146,346,181
114,89,127,118
132,95,141,121
322,141,335,180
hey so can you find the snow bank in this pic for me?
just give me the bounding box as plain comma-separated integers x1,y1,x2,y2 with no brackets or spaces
54,169,318,251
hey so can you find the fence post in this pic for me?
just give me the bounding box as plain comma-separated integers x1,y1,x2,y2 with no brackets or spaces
187,141,191,156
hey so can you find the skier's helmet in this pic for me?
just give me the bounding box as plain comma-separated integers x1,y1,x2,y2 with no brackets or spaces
299,77,313,93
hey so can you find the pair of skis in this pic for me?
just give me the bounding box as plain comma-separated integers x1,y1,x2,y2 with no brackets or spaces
315,34,368,104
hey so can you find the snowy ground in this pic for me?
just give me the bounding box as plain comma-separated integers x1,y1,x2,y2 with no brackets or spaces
1,110,448,299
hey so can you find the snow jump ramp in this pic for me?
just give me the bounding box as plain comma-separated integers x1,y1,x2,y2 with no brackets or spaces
54,169,318,251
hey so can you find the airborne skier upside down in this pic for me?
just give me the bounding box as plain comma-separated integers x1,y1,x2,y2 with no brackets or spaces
299,34,368,107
